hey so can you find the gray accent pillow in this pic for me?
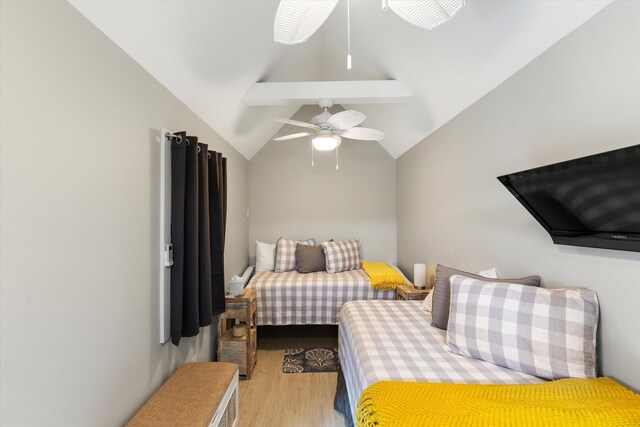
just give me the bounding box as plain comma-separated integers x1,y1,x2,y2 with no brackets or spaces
446,275,599,380
431,265,540,330
296,244,326,273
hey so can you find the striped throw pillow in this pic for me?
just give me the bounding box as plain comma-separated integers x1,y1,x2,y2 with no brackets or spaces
274,238,315,273
446,275,599,380
322,239,361,274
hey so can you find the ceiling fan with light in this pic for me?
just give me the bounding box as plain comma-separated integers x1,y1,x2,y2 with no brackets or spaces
274,0,466,45
273,100,385,169
273,99,385,151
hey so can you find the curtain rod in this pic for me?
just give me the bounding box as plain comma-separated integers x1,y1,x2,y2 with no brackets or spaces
164,132,183,143
165,131,212,157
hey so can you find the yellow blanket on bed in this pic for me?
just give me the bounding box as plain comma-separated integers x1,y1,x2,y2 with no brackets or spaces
356,378,640,427
361,262,405,290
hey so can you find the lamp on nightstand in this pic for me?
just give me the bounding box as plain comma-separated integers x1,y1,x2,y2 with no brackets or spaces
414,263,437,289
414,264,426,289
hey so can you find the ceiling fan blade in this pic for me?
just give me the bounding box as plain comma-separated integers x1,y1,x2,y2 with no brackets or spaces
274,0,339,45
341,127,386,141
327,110,366,129
273,132,312,141
274,118,319,130
388,0,466,31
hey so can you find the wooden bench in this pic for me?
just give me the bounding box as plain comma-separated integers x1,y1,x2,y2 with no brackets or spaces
127,362,239,427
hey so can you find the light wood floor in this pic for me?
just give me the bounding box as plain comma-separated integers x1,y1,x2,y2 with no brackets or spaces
238,325,347,427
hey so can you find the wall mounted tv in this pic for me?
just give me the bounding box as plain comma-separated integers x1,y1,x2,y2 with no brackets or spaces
498,144,640,253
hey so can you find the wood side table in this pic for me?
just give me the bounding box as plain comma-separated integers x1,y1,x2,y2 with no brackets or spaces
396,284,431,301
218,289,257,379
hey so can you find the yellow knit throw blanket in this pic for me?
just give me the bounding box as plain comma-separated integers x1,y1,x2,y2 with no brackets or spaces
361,262,405,290
356,378,640,427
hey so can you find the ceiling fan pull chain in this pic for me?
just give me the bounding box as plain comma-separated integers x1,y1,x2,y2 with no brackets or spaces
336,146,339,171
347,0,352,70
311,140,315,166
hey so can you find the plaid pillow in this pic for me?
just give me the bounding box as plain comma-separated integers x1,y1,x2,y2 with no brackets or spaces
446,275,599,380
322,239,361,274
421,267,498,312
431,265,540,330
274,238,315,273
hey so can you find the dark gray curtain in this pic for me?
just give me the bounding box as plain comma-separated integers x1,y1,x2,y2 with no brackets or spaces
209,152,227,316
170,132,227,346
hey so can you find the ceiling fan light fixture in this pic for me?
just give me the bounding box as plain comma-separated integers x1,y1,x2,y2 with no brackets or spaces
312,134,341,151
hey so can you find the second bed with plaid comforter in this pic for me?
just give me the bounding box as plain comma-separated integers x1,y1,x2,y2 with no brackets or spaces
246,268,396,325
338,300,545,420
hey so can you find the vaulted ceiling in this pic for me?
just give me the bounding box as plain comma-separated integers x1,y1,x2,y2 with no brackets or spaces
69,0,611,159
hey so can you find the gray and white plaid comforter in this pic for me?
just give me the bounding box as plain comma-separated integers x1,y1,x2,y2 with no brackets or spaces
246,269,396,325
338,300,544,418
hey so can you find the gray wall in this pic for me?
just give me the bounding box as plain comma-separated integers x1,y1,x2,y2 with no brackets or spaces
249,105,397,263
0,1,249,425
397,1,640,390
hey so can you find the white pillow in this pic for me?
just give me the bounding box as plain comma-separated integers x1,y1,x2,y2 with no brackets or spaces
421,267,498,311
255,241,276,272
421,290,434,312
477,267,498,279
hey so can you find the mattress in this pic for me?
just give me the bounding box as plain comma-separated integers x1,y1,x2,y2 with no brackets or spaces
338,300,545,418
246,269,396,325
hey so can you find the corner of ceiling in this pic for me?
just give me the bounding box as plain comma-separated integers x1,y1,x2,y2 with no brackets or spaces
249,104,309,161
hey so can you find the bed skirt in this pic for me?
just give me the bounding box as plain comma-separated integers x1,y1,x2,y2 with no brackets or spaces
334,370,355,427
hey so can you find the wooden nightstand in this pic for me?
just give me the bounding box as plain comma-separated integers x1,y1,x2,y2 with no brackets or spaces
396,284,431,301
218,289,257,379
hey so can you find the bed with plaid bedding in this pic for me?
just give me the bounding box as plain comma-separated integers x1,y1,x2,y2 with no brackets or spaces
246,269,396,325
338,300,544,420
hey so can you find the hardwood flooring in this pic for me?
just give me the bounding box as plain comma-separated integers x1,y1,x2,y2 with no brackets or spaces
238,325,347,427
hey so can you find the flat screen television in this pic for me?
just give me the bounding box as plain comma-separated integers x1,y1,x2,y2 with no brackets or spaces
497,144,640,252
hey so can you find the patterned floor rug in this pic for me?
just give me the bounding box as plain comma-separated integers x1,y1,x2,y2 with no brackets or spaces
283,348,340,373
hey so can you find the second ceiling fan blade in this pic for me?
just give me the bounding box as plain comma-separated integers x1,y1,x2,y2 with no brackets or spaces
327,110,366,129
341,127,386,141
273,132,312,141
388,0,466,30
274,0,339,45
274,118,319,130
